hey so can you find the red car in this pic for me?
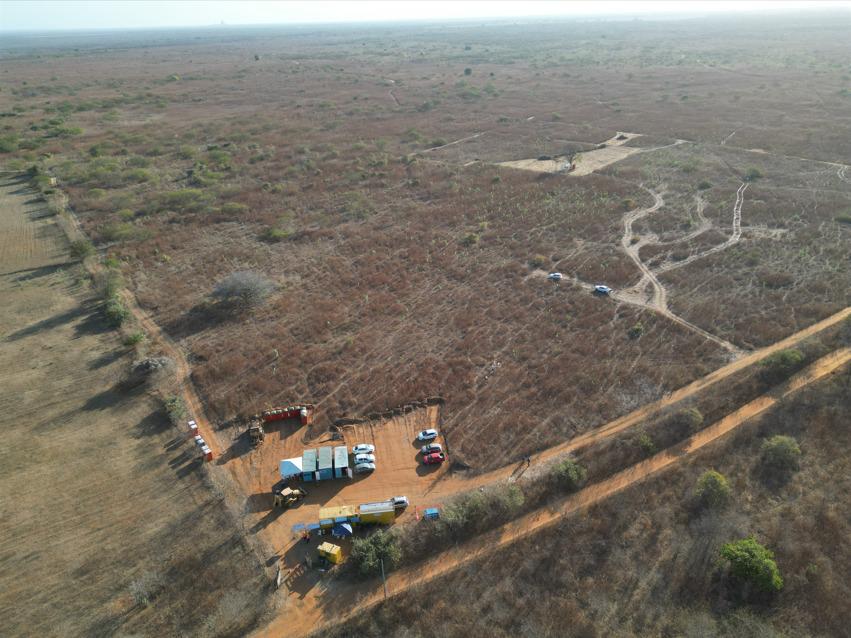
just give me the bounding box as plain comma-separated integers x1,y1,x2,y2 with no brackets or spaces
422,452,446,465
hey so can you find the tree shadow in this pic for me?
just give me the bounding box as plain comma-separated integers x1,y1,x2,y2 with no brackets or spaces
249,506,286,533
169,449,203,479
215,432,253,465
246,492,273,514
3,304,87,341
80,384,128,412
7,262,74,280
88,347,128,370
162,301,233,340
133,409,172,439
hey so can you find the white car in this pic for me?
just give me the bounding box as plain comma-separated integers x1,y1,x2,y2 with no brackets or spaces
354,462,376,474
391,496,409,509
594,285,613,295
416,429,438,442
354,453,376,464
352,443,375,455
547,272,563,281
421,442,443,455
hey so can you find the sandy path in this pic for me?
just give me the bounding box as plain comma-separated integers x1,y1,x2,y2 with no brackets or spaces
259,345,850,638
655,182,747,275
614,187,743,355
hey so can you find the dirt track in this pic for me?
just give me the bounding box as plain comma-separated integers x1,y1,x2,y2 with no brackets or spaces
613,186,743,355
258,345,851,638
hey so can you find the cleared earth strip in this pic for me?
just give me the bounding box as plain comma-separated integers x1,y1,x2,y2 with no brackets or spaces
269,345,850,638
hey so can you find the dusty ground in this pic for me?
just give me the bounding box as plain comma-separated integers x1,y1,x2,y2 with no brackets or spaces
0,176,267,637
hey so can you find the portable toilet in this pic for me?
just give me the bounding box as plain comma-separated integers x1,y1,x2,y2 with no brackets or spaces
317,542,343,564
357,501,396,525
333,445,351,478
317,446,333,481
302,449,318,482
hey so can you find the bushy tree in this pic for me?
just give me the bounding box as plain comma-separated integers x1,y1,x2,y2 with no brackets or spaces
759,349,804,384
720,537,783,592
553,457,587,492
761,435,801,474
212,270,274,308
69,239,95,260
695,470,731,509
103,296,130,327
350,530,400,577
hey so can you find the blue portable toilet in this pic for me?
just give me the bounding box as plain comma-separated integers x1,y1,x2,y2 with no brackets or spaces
424,507,440,520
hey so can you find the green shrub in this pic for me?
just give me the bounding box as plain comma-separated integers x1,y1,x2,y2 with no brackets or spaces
697,180,712,190
553,457,587,492
760,435,801,474
261,227,291,242
745,167,763,181
123,331,145,346
673,407,703,433
350,530,400,577
637,432,656,456
220,202,248,216
69,239,95,260
528,254,547,269
163,395,187,425
157,188,207,213
694,470,731,509
627,323,644,339
835,214,851,225
720,537,783,592
459,232,480,247
759,348,804,384
101,222,148,242
463,67,472,76
103,295,130,327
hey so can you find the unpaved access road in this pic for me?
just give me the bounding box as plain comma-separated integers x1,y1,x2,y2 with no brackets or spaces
258,345,851,638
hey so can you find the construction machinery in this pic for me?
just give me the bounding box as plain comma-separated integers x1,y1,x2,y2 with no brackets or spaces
248,421,265,446
273,484,307,509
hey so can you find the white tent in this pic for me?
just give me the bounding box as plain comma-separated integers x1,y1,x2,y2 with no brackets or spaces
279,457,303,480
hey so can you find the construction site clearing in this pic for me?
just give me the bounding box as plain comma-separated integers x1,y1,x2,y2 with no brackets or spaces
216,399,453,578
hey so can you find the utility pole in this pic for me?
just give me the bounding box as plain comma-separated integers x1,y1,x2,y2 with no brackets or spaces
380,558,387,600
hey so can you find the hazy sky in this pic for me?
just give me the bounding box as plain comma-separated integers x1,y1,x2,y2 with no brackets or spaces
1,0,848,31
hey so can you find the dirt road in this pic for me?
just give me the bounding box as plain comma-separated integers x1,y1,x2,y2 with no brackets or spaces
259,345,850,638
614,186,743,355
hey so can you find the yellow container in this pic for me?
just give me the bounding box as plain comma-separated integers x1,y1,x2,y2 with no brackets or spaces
318,542,343,564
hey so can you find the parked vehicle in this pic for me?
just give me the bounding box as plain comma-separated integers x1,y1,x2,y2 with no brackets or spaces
417,429,439,442
547,272,563,281
391,496,409,509
594,284,613,295
354,462,376,474
352,443,375,455
354,453,376,464
422,452,446,465
421,442,443,455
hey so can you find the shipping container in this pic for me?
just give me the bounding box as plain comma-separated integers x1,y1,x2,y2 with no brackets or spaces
319,505,357,524
357,501,396,525
316,446,333,481
333,445,350,478
302,449,318,482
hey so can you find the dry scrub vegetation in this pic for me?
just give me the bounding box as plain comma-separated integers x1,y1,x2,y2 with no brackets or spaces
0,16,849,476
324,366,851,638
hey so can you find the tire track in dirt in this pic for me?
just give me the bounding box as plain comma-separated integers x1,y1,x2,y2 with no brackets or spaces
614,187,742,355
656,182,747,275
260,346,851,638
